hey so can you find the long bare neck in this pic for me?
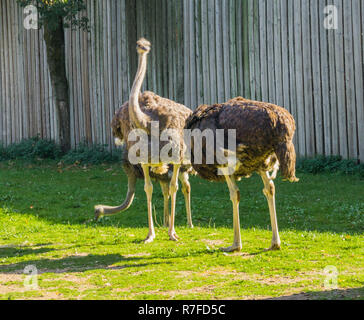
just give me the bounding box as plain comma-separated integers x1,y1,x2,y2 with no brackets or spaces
129,52,149,132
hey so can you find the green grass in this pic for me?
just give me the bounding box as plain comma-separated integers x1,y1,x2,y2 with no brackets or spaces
0,161,363,300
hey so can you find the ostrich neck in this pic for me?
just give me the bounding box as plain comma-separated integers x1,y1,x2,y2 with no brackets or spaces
129,53,149,132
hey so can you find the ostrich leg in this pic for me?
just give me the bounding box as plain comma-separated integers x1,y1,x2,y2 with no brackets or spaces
141,164,156,243
168,164,181,241
179,171,193,228
221,169,242,252
260,171,281,250
159,181,170,227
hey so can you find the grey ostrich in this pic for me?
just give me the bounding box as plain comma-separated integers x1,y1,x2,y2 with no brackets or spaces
94,101,194,229
186,97,299,252
102,38,192,243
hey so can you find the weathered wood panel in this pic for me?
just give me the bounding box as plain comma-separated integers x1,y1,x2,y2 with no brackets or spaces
0,0,363,162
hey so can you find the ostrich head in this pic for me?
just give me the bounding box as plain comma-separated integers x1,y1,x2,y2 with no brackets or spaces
136,38,151,55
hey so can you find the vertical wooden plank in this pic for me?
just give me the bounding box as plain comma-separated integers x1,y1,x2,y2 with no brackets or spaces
38,28,45,139
0,0,5,142
221,1,230,100
89,0,97,143
242,0,250,98
115,0,122,109
248,0,255,100
235,0,243,97
273,0,283,106
149,0,157,94
189,0,197,107
302,0,315,156
287,0,298,148
207,0,216,104
266,0,276,103
110,0,117,149
229,0,237,99
215,0,224,103
43,32,50,140
327,0,339,156
201,0,210,104
259,1,269,102
102,0,110,146
154,0,161,97
77,26,85,146
195,0,203,106
343,0,357,159
106,0,113,148
294,0,306,156
311,0,324,155
97,0,104,144
12,1,20,142
319,0,332,156
352,0,364,162
82,14,92,145
68,29,74,146
121,0,129,102
175,0,184,104
333,0,348,158
280,0,290,111
183,0,191,107
253,0,261,101
167,0,174,99
6,0,14,143
3,0,9,143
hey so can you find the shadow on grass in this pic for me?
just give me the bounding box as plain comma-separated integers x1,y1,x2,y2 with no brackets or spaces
266,287,363,300
0,253,170,274
0,244,55,259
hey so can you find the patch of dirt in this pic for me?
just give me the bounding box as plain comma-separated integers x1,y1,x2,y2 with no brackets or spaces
123,253,151,258
135,285,217,298
198,267,306,285
0,284,27,294
201,239,225,247
0,274,24,283
175,271,195,278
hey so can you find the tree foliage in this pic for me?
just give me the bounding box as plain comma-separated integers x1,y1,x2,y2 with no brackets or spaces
17,0,89,31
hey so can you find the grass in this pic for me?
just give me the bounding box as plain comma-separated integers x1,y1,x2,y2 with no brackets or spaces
0,161,363,300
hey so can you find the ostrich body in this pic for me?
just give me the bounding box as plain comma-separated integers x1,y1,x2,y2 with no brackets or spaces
125,38,192,243
186,97,299,252
94,99,194,228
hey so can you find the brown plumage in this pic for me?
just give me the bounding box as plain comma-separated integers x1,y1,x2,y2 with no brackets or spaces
94,98,194,228
186,96,299,252
113,92,192,169
97,38,193,243
186,97,298,182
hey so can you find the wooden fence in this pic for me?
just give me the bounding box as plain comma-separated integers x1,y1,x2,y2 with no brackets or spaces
0,0,363,161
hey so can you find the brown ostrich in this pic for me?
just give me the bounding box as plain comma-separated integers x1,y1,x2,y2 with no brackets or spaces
185,97,299,252
108,38,192,243
94,101,194,229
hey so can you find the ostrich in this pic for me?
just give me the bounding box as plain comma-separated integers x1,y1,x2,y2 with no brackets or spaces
185,97,299,252
94,101,194,229
108,38,192,243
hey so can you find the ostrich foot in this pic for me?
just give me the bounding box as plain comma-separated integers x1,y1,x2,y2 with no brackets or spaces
144,233,156,244
220,244,242,253
188,222,194,229
265,243,281,251
168,230,180,241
